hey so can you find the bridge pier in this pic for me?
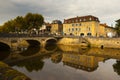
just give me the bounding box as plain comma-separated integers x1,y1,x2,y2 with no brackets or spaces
40,39,46,48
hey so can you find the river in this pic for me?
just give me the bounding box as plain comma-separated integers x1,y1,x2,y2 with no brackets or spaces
0,44,120,80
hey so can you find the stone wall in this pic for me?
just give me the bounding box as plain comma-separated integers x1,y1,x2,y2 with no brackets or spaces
57,37,120,49
57,37,89,47
86,37,120,49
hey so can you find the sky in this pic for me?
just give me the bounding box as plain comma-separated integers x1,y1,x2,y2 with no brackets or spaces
0,0,120,26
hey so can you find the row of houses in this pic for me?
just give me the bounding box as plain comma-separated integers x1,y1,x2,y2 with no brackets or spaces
40,15,116,37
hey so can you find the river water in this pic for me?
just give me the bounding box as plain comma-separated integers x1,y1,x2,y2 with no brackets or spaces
0,44,120,80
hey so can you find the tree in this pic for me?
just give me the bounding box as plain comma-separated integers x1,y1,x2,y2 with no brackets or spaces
14,16,26,31
24,13,44,30
0,13,44,33
2,20,15,32
115,19,120,37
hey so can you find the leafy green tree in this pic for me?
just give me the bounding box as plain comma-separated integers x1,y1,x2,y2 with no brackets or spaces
1,13,44,32
115,19,120,37
24,13,44,30
14,16,26,31
2,20,15,32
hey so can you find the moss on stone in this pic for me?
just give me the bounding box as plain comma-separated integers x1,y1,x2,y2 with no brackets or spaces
0,61,31,80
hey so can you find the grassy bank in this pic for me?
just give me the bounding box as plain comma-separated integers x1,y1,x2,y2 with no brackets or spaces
0,61,31,80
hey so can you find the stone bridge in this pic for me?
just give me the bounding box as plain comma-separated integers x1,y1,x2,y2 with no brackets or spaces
0,37,58,50
0,36,120,50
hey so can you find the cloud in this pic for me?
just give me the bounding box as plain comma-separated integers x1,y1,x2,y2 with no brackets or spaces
0,0,120,26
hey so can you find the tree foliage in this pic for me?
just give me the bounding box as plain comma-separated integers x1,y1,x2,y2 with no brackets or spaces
0,13,44,33
25,13,44,29
115,19,120,36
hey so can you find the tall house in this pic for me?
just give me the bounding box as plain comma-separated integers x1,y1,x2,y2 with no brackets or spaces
99,23,116,37
51,20,63,35
63,15,100,37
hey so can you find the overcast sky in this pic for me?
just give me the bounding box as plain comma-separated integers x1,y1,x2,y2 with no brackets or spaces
0,0,120,26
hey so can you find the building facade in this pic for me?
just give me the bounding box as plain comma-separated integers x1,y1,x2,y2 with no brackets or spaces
63,15,116,37
99,23,116,37
51,20,63,35
63,15,100,37
39,23,51,35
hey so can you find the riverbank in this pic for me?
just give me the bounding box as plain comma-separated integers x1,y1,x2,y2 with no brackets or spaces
0,61,30,80
57,37,120,49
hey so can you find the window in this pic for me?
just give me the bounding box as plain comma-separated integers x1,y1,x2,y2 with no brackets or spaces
80,33,84,37
80,19,82,21
89,17,92,21
87,33,92,36
69,28,71,32
72,20,74,23
84,19,86,21
88,27,90,31
76,24,78,26
72,24,74,26
76,28,78,31
70,33,73,35
69,20,71,23
72,28,74,31
79,28,81,31
76,19,78,22
79,23,81,26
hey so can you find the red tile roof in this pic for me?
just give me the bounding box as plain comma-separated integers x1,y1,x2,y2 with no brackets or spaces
100,23,114,29
64,15,100,23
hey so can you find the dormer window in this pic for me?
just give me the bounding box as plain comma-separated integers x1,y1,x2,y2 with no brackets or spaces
72,20,74,23
76,19,78,22
69,20,71,23
89,17,92,21
84,19,86,21
80,19,82,22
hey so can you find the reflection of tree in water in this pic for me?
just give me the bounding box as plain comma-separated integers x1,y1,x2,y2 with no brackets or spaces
113,60,120,75
20,46,40,56
15,57,44,72
0,50,10,61
51,53,62,64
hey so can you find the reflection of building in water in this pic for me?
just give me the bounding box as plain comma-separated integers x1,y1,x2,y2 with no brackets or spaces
62,53,105,72
57,45,89,54
86,48,120,59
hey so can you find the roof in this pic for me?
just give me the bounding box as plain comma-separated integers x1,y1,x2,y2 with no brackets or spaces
64,15,100,23
52,20,62,24
100,23,114,29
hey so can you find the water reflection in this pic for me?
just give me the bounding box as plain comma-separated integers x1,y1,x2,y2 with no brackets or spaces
62,53,104,72
113,60,120,75
15,57,44,72
0,44,120,79
0,50,10,61
51,53,62,64
45,43,57,51
19,46,40,56
58,45,89,54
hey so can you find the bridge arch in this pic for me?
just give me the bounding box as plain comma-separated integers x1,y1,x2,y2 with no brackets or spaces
0,42,10,50
45,38,57,45
26,40,41,47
